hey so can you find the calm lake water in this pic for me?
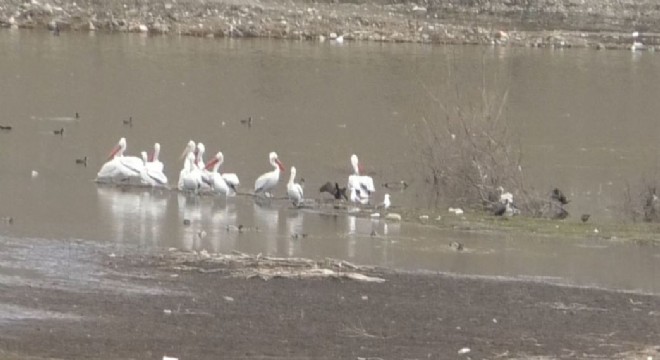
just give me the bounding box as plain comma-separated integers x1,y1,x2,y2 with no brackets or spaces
0,30,659,294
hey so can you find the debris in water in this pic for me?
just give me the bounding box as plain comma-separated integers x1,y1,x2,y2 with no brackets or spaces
163,309,172,315
594,228,599,234
361,295,368,301
370,213,381,218
458,347,471,354
385,213,401,221
163,356,178,360
31,170,39,178
419,215,429,220
223,296,234,302
108,253,116,258
448,207,464,215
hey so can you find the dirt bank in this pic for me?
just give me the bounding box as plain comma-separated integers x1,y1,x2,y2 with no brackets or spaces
0,245,658,359
0,0,659,50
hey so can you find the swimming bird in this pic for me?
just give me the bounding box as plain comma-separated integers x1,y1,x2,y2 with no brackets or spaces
0,125,12,131
75,156,87,166
240,116,252,128
254,152,284,196
581,214,591,223
123,116,133,127
319,181,348,200
75,112,79,119
53,128,64,135
287,166,304,206
382,180,408,190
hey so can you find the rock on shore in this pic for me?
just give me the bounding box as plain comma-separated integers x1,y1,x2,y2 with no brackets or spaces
0,0,658,50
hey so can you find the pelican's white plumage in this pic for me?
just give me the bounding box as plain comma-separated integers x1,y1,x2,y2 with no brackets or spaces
254,152,284,196
204,152,236,196
96,137,144,183
287,166,304,206
347,154,375,203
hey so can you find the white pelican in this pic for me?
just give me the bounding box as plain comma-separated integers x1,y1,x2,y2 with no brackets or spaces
141,151,167,186
205,151,240,192
96,137,144,183
147,143,164,174
287,166,304,206
347,154,375,203
179,151,203,191
178,140,196,190
195,142,213,191
204,152,236,196
254,152,284,196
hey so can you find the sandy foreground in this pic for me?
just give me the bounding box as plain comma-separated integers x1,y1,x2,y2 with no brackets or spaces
0,240,658,360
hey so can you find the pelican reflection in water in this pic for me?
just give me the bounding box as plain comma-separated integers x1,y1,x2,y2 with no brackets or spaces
96,187,168,247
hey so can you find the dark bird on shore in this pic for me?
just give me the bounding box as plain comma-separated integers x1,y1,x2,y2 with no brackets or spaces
240,116,252,128
382,180,409,190
492,202,507,216
53,128,64,135
0,125,12,131
123,116,133,127
75,156,87,166
320,181,348,200
550,188,569,205
581,214,591,223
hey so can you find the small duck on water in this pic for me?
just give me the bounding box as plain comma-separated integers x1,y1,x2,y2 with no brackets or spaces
75,156,87,166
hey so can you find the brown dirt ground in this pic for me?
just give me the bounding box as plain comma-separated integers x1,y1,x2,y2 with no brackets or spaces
0,249,659,360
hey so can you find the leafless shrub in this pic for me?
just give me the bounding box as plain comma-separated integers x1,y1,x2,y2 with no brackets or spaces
411,61,541,214
621,177,660,222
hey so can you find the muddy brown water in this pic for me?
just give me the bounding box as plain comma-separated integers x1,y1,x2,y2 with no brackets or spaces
0,31,659,295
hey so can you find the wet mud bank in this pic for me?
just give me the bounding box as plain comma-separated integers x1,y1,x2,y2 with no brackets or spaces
0,242,659,359
1,0,659,50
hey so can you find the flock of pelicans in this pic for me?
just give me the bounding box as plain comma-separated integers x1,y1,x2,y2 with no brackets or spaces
96,137,387,207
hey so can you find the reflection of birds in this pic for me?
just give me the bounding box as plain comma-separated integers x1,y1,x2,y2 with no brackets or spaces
551,188,569,205
53,128,64,135
319,181,348,200
581,214,590,223
75,156,87,166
